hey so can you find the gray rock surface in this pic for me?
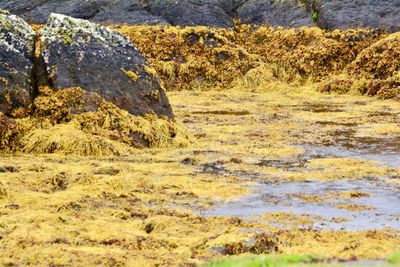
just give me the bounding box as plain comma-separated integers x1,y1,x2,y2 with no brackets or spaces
142,0,233,27
92,1,169,26
318,0,400,32
40,13,173,118
0,9,36,116
237,0,315,27
0,0,233,27
0,0,112,24
1,0,400,31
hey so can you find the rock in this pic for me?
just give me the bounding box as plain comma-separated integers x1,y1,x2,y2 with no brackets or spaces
0,0,232,27
236,0,315,28
223,233,280,255
0,0,112,24
1,0,169,26
40,13,173,118
142,0,233,28
318,0,400,32
0,9,35,116
2,0,400,31
216,0,247,17
92,1,169,26
348,32,400,80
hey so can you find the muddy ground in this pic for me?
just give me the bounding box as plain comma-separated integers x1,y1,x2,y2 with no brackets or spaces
0,84,399,266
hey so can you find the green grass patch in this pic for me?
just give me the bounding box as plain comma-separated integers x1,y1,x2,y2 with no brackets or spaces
388,252,400,264
203,255,321,267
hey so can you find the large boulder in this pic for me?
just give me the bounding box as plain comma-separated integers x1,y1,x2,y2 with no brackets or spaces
318,0,400,32
0,0,112,24
236,0,315,28
0,9,35,117
0,0,170,26
0,0,232,27
40,13,173,118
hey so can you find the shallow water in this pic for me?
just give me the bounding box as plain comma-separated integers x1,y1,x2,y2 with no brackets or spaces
301,140,400,168
206,179,400,231
206,143,400,231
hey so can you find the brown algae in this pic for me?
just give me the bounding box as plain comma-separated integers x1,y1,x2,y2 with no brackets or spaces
1,24,400,266
1,85,400,265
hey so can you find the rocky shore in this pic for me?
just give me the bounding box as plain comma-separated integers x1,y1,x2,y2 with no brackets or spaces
1,0,400,32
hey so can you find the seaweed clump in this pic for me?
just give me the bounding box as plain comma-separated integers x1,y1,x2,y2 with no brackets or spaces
0,112,20,150
319,32,400,100
117,25,383,91
235,26,383,80
116,24,400,100
1,88,192,156
116,25,257,90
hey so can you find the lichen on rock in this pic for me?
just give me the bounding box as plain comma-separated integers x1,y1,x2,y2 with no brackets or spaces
40,13,174,119
0,8,35,117
40,13,132,48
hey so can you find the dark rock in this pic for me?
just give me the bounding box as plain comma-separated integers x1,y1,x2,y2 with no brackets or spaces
92,1,169,26
4,0,170,26
0,9,36,116
0,0,232,27
318,0,400,32
0,0,112,24
0,165,19,173
0,0,46,20
40,13,173,118
237,0,315,28
1,0,400,31
142,0,233,27
216,0,248,17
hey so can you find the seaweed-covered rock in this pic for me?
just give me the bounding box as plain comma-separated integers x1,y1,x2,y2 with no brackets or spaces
0,112,17,149
321,31,400,100
318,0,400,32
40,13,173,118
22,88,192,155
0,9,35,117
348,32,400,80
237,0,315,27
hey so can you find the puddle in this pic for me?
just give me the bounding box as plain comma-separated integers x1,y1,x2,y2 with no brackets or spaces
301,143,400,168
206,179,400,231
205,140,400,230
